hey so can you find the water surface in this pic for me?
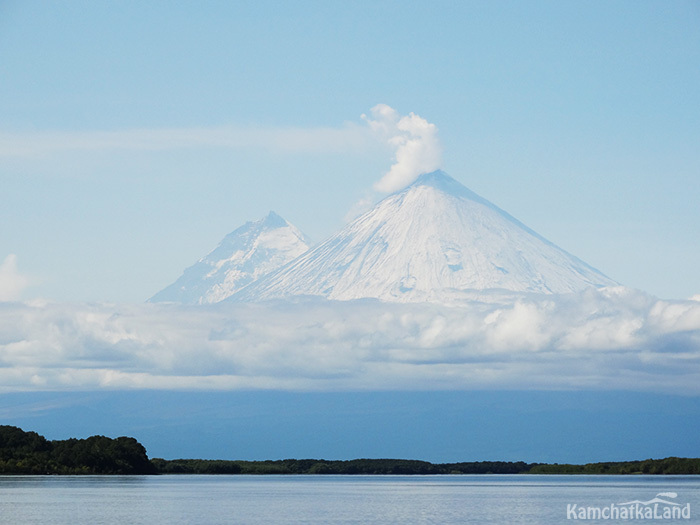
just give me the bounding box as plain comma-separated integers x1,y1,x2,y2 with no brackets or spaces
0,474,697,524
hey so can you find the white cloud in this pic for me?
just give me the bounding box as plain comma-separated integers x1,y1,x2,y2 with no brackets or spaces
362,104,443,193
0,287,699,394
0,254,31,301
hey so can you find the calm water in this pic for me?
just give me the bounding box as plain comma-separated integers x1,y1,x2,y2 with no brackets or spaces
0,475,698,524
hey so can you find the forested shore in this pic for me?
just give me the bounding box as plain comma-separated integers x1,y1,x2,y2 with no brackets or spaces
152,457,700,475
0,425,155,474
2,426,699,475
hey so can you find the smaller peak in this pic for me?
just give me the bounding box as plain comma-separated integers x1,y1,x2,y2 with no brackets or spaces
262,211,287,228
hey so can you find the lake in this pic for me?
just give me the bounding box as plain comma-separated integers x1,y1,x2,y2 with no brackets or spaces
0,474,698,524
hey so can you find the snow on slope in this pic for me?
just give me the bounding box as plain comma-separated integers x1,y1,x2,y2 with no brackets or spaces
149,211,310,304
231,171,617,304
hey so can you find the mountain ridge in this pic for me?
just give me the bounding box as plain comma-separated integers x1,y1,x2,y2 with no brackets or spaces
230,171,617,303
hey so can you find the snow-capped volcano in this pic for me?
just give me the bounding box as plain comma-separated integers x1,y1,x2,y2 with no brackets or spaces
231,171,616,303
149,211,310,304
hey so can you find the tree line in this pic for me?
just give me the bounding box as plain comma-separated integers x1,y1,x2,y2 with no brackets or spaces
150,457,700,475
2,426,699,475
528,457,700,475
150,457,533,475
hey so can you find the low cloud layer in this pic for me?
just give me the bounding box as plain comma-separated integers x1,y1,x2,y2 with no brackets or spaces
1,287,699,394
363,104,443,193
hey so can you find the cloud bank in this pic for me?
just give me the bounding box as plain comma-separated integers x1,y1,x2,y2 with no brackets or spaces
1,287,699,394
363,104,443,193
0,255,31,301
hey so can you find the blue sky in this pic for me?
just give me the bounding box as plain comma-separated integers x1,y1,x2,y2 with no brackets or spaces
1,0,699,302
1,1,700,461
